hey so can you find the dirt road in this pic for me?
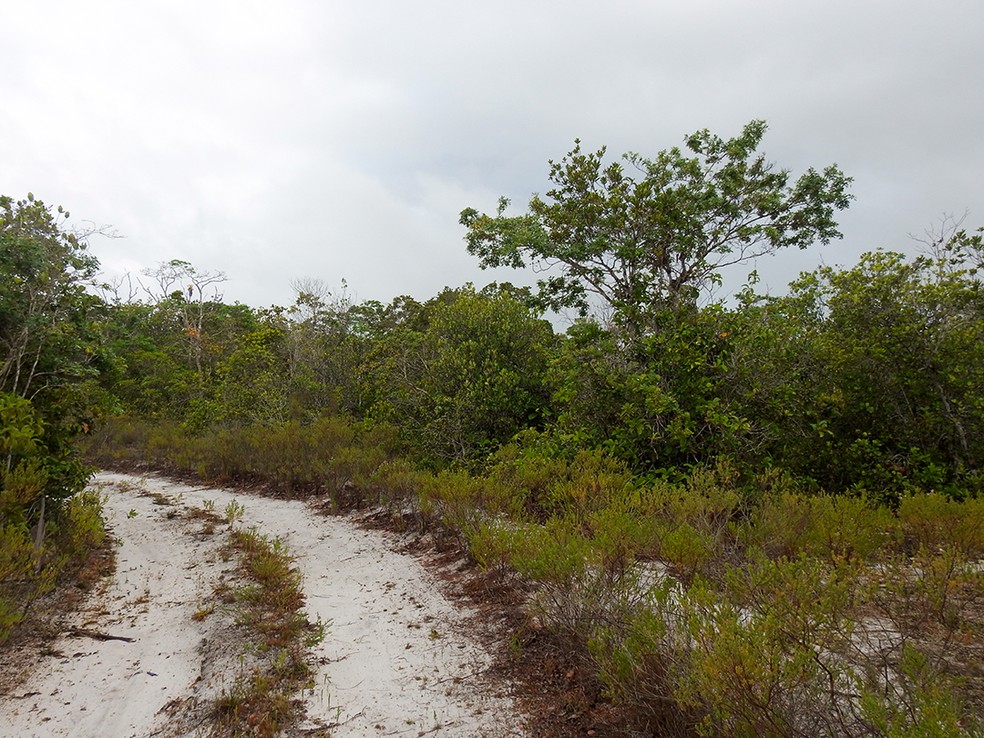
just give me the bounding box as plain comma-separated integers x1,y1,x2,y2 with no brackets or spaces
0,472,526,737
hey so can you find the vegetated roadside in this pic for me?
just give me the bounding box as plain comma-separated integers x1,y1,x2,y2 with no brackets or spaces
0,503,114,700
0,471,528,738
85,421,984,738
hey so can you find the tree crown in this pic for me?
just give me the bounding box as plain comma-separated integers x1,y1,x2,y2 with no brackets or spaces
460,120,853,333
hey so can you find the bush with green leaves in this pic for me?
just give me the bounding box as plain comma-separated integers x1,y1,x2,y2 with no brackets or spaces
729,247,983,499
506,517,649,639
0,523,40,640
0,480,105,643
485,442,635,522
365,285,554,465
548,311,753,474
898,493,984,557
587,580,693,736
858,645,972,738
1,194,111,547
678,556,864,737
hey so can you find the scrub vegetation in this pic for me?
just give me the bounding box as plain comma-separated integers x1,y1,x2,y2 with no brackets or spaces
4,122,984,735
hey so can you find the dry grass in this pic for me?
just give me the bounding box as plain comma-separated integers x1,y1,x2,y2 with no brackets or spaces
211,526,324,738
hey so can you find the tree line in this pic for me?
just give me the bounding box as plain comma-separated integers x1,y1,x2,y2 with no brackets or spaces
77,124,984,501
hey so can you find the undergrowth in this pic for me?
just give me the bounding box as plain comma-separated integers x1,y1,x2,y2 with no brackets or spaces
88,417,984,737
0,487,106,644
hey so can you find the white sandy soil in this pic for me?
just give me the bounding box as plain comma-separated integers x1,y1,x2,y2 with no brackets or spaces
0,472,527,737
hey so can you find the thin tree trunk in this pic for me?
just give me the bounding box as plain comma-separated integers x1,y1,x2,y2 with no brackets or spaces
32,495,46,566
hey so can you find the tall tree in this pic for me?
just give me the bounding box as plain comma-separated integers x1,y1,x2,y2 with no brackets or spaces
284,279,368,418
140,259,228,374
460,121,852,333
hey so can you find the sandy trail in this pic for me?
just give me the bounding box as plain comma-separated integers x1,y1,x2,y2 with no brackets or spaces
0,472,526,737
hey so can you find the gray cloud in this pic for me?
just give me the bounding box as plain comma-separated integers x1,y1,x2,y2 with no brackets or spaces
2,0,981,310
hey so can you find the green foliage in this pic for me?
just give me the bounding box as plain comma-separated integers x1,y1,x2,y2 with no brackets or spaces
508,517,590,586
0,394,48,526
746,491,899,563
678,555,861,737
213,324,290,426
898,493,984,557
284,279,373,419
53,161,984,734
366,286,554,464
0,523,38,640
584,502,663,574
90,407,984,732
587,583,692,735
0,195,107,512
85,415,397,501
461,120,852,329
57,489,106,558
859,645,972,738
432,445,982,732
486,442,634,521
505,517,651,639
367,458,428,510
0,392,104,646
0,194,101,399
216,526,322,738
660,524,717,584
0,487,104,644
912,545,979,628
628,461,744,581
135,259,228,378
101,278,294,429
810,250,983,495
730,248,984,498
418,468,518,544
229,528,306,646
870,542,983,639
550,308,752,472
463,519,531,576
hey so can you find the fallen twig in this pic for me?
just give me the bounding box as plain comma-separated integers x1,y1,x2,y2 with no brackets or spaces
65,627,135,643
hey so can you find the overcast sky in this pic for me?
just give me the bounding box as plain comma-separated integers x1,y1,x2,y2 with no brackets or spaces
2,0,981,312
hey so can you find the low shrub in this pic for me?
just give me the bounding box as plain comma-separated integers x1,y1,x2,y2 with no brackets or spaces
85,414,984,734
858,645,972,738
85,415,399,500
465,518,527,575
747,492,898,563
898,493,984,558
486,445,633,522
588,578,694,735
0,523,39,641
586,503,663,574
215,526,324,738
367,458,427,510
659,523,717,584
677,556,862,737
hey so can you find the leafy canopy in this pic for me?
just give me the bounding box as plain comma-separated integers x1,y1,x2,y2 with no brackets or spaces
460,120,853,331
1,193,110,534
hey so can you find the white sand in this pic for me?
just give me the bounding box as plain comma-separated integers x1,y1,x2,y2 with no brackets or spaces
0,472,526,737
